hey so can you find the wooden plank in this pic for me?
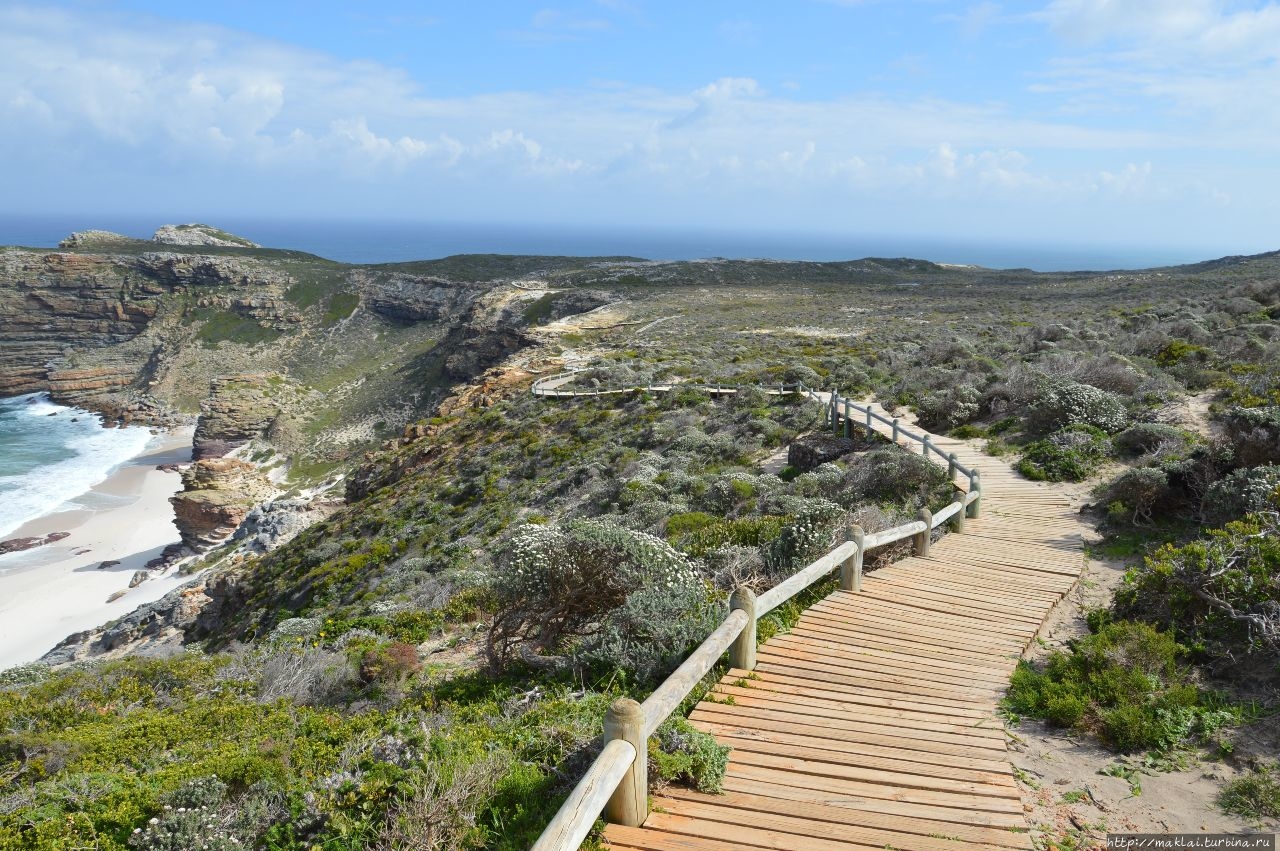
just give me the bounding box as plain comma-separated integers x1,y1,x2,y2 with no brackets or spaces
726,754,1024,810
721,668,996,719
720,773,1029,830
710,683,1007,733
656,796,1019,851
692,705,1009,756
661,787,1033,849
699,721,1010,773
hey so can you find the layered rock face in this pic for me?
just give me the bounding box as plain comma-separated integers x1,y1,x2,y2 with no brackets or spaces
170,458,276,549
0,246,295,415
193,374,283,459
0,251,167,397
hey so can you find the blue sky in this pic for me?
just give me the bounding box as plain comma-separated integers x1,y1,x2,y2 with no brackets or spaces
2,1,1279,256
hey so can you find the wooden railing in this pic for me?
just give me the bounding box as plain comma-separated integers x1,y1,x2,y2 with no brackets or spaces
527,374,982,851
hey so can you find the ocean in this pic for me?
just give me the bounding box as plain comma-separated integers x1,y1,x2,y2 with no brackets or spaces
0,393,154,542
0,213,1231,273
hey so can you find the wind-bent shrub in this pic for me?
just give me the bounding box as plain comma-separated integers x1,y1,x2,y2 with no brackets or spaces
487,520,718,682
1025,380,1129,435
1103,467,1174,525
1115,497,1280,662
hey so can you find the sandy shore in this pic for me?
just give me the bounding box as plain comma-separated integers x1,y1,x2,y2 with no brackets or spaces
0,428,197,670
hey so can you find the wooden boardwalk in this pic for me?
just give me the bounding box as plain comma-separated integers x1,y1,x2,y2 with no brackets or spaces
604,409,1086,851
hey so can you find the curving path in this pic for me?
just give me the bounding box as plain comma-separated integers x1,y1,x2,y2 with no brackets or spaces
587,396,1088,851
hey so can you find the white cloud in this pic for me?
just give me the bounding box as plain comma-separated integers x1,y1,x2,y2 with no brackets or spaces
0,1,1271,246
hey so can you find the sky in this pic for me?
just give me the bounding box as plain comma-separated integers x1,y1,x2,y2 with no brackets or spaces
2,0,1279,256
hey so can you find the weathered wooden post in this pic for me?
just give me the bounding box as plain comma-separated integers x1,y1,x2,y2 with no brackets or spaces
967,470,982,519
947,452,958,481
951,500,966,533
603,699,647,827
729,587,757,671
842,525,864,593
865,407,873,436
914,508,932,557
892,418,901,444
922,434,932,458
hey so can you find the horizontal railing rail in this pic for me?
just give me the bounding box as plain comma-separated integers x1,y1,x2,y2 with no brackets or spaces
527,372,982,851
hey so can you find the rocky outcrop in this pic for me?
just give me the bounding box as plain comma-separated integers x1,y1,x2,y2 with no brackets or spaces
233,497,340,554
0,248,292,408
788,433,860,472
356,271,486,323
41,579,214,664
193,374,283,459
170,458,276,549
58,230,143,249
153,223,260,248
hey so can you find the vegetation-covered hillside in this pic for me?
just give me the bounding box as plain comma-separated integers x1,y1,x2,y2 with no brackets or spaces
2,240,1279,847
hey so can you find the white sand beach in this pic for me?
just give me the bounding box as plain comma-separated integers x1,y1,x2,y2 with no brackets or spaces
0,428,197,670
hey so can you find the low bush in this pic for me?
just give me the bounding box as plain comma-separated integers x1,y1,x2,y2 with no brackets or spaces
1115,499,1280,662
649,717,730,793
486,520,718,683
1220,406,1280,467
1103,467,1175,525
841,447,951,506
1016,425,1110,482
1025,380,1129,435
1005,621,1233,753
1113,423,1192,458
1203,465,1280,525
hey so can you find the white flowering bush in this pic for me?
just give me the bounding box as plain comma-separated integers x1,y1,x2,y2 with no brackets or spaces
764,499,844,574
486,520,718,681
1026,380,1129,434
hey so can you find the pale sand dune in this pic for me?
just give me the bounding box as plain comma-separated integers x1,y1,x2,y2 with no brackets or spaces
0,429,196,670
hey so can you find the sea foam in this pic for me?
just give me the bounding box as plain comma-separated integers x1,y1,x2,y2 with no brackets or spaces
0,393,154,540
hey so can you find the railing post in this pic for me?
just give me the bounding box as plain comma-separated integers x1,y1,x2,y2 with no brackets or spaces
865,407,872,436
922,434,931,458
842,525,864,592
892,418,900,444
967,471,982,519
951,500,966,533
844,408,853,439
729,586,757,671
914,508,932,557
947,452,958,480
603,699,647,827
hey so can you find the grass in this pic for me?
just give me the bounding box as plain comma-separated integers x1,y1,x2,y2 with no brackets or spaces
1219,763,1280,821
193,309,285,347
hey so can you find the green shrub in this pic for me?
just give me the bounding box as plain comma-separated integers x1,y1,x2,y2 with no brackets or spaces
1004,621,1228,753
1220,406,1280,467
1115,500,1280,661
1026,380,1128,435
1016,425,1110,482
1102,467,1174,525
1113,423,1191,458
1203,465,1280,525
842,447,951,506
486,520,719,682
650,718,730,793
